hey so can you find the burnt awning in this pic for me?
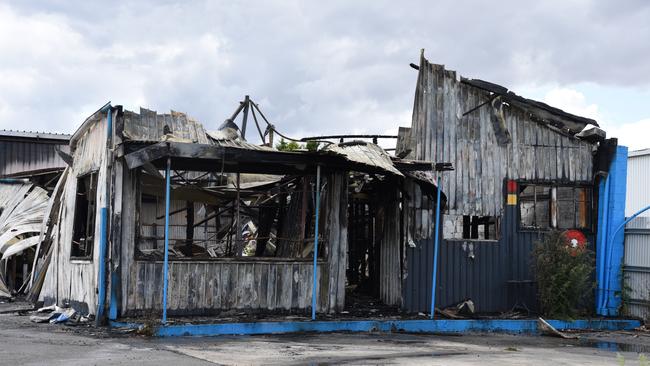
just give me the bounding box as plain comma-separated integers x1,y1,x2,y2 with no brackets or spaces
122,141,433,176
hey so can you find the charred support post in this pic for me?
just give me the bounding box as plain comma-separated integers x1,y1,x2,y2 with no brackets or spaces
430,171,442,319
96,104,112,326
311,165,321,320
185,201,194,256
241,95,250,139
235,172,241,255
162,157,172,323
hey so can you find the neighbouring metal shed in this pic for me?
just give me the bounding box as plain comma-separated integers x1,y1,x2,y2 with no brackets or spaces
626,149,650,217
623,149,650,320
0,130,71,178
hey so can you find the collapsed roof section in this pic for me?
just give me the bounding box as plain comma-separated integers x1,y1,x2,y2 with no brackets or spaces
460,78,599,135
118,106,437,181
412,51,602,139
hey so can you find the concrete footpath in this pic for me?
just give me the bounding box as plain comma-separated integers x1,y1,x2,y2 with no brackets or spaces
1,309,649,365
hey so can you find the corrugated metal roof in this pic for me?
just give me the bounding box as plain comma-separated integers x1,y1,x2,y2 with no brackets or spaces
629,148,650,158
323,140,403,176
206,131,274,151
0,130,71,141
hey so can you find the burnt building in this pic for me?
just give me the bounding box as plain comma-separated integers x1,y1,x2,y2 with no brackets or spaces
398,52,617,313
33,100,443,321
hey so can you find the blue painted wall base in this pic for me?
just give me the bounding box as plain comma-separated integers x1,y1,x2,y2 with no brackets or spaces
109,318,641,337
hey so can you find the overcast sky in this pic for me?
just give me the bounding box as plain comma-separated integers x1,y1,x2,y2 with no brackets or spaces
1,1,649,149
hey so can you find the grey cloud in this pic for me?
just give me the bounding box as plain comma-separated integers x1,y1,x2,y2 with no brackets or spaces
1,0,649,138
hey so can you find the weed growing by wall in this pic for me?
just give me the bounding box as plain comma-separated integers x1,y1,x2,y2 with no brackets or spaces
532,231,595,319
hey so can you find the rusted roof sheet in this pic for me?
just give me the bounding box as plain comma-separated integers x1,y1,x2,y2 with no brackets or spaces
323,140,403,176
122,108,211,144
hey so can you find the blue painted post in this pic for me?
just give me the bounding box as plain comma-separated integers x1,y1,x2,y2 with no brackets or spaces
596,176,610,313
96,209,108,325
598,145,628,316
311,165,321,320
162,157,172,324
96,105,112,326
430,172,442,319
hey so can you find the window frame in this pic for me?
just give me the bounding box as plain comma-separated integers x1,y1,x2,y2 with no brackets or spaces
133,169,329,262
517,181,593,233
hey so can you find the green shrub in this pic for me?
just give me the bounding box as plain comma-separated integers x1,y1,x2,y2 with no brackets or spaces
276,138,301,151
305,140,320,151
532,231,595,319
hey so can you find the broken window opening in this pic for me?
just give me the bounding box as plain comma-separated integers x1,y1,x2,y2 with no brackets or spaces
70,172,97,259
519,185,551,230
135,169,327,261
519,183,592,230
443,214,499,240
346,172,391,304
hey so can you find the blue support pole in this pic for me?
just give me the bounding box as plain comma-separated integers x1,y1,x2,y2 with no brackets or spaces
430,172,442,319
96,209,108,325
596,176,610,313
162,157,172,324
311,165,321,320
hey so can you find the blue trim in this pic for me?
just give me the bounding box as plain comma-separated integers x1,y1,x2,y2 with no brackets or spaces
0,178,29,184
596,176,609,312
96,208,108,325
311,165,321,320
110,319,641,337
430,173,442,318
162,158,172,323
108,270,118,320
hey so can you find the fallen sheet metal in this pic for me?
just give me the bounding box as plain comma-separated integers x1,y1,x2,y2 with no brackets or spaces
0,182,50,295
323,140,404,176
0,183,49,257
538,317,579,339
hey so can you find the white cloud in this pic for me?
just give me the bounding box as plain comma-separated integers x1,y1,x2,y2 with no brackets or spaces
602,119,650,151
542,88,601,120
543,87,650,150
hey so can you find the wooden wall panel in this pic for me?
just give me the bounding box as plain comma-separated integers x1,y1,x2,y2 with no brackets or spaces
410,57,595,218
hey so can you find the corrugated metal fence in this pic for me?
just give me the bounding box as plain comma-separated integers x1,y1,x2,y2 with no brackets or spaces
626,151,650,218
624,216,650,320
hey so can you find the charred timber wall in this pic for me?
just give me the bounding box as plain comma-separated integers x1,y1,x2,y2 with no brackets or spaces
410,59,594,218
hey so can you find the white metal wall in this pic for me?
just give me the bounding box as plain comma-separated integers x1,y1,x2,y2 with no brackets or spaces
623,216,650,320
626,150,650,217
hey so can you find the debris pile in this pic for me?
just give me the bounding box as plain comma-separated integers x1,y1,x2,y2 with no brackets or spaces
29,304,91,325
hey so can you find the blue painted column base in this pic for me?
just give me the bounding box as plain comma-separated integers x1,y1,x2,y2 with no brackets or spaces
109,318,642,337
